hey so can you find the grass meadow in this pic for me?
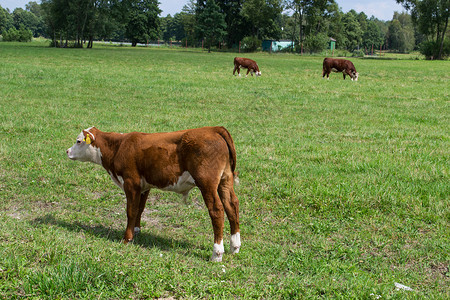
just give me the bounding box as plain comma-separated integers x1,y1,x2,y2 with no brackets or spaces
0,41,448,299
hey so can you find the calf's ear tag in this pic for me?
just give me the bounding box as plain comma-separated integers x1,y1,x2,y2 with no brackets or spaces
84,135,92,144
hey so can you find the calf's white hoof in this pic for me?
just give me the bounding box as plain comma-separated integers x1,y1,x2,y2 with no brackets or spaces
230,232,241,254
211,240,224,262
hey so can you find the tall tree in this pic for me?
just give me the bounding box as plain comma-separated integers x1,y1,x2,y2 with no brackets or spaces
12,8,40,37
124,0,161,46
0,5,13,33
179,1,197,46
396,0,449,59
161,13,185,42
341,10,363,50
288,0,308,48
42,0,99,47
85,0,121,47
240,0,283,40
215,0,249,47
26,1,42,16
41,0,157,48
25,1,46,37
196,0,227,52
288,0,337,51
362,19,384,50
387,12,415,52
357,11,368,33
326,5,347,50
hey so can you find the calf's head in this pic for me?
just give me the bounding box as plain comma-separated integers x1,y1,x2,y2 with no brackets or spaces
253,64,261,77
66,128,102,164
351,71,359,81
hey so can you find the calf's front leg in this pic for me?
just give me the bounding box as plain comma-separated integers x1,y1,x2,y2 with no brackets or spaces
233,65,240,76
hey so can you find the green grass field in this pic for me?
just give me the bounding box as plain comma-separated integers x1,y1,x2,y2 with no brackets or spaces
0,41,448,299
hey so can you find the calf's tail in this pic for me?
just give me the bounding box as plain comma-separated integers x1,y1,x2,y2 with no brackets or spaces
215,126,238,184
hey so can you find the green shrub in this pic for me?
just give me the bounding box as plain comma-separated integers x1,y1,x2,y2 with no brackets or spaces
420,40,450,60
2,27,19,41
241,36,261,52
352,50,365,57
2,25,32,42
303,33,328,54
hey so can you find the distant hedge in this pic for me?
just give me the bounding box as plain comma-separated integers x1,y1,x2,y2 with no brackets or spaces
420,40,450,60
2,25,33,42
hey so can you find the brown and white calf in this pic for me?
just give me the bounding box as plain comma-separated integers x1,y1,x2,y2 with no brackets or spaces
233,57,261,77
322,57,359,81
66,126,240,262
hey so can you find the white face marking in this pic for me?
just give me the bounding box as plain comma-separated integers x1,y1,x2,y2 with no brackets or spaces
211,240,224,262
230,232,241,254
66,130,102,165
256,71,261,76
354,72,359,81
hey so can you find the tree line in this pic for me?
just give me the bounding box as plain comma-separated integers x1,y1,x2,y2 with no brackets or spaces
0,0,448,59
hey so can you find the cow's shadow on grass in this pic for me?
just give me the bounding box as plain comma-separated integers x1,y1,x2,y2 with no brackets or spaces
32,214,204,259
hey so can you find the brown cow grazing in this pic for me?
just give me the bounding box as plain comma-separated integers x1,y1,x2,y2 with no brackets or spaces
233,57,261,77
322,57,359,81
67,126,241,262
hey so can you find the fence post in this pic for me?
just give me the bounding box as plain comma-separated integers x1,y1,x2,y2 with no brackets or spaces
371,44,373,55
202,39,204,50
239,41,241,53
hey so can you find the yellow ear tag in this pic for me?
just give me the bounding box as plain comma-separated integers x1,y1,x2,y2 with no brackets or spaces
85,136,91,144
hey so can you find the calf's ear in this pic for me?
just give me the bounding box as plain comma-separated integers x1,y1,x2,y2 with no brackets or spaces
82,131,94,145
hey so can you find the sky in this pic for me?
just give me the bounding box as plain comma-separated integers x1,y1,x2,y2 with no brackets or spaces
1,0,406,21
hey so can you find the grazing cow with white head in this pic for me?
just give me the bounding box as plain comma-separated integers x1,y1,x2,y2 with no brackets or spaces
322,57,359,81
233,57,261,77
67,126,241,262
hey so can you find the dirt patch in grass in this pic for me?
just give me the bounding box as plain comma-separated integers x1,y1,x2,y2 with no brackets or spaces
429,262,449,279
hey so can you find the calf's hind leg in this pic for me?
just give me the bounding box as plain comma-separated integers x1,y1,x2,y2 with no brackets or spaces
218,175,240,254
198,183,225,262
